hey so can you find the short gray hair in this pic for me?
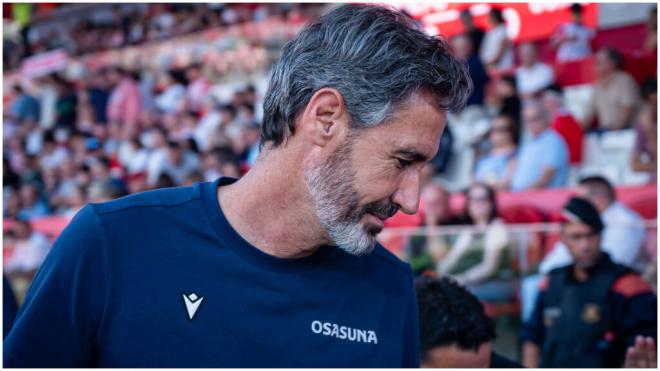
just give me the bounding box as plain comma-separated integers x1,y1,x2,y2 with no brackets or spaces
261,4,472,148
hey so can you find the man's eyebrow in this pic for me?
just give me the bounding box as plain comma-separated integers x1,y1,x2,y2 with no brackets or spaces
393,149,429,163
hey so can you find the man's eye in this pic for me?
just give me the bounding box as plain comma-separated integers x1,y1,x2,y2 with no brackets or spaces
396,158,413,168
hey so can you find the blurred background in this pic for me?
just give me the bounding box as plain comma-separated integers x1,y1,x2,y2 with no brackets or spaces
2,2,657,363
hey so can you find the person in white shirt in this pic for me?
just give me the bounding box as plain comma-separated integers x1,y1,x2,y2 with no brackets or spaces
479,8,515,71
516,42,555,98
550,4,595,63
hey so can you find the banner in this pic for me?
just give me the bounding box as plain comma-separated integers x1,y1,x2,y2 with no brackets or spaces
393,3,599,42
19,48,69,79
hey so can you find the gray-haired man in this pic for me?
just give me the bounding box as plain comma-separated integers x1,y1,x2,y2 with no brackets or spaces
5,4,471,367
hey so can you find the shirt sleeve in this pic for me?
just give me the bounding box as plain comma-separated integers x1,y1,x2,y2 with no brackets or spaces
540,134,568,171
4,204,109,367
611,274,658,343
401,275,421,367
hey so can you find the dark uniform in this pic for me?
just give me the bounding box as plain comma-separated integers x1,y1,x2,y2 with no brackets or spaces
521,253,657,368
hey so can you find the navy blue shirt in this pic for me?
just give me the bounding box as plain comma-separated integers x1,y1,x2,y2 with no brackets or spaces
4,177,420,367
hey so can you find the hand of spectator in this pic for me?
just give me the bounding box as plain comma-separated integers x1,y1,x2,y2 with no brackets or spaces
624,336,657,368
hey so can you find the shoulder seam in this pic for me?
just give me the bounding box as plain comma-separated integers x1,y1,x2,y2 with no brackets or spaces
94,197,201,216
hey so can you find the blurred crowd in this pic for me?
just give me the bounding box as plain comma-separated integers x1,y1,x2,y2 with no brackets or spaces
3,3,316,71
2,3,657,365
2,3,657,294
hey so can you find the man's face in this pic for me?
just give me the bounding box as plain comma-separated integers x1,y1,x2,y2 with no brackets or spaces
305,91,446,256
595,50,615,78
518,43,537,67
421,185,451,225
422,343,492,368
523,105,548,138
562,222,601,269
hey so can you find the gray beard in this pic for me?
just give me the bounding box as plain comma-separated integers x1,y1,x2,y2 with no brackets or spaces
304,140,377,256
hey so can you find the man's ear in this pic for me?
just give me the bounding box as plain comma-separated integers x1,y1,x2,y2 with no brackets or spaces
299,88,349,148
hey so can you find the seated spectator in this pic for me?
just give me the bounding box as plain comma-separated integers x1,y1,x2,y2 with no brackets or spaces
585,48,642,131
9,85,40,125
405,181,461,276
510,100,569,191
550,3,595,63
158,140,202,185
4,218,51,280
493,75,521,125
541,86,584,165
106,67,142,129
631,77,657,182
474,114,518,190
521,197,657,368
479,8,515,71
459,8,485,53
416,274,522,368
437,183,515,302
155,70,187,113
516,42,555,98
451,33,489,107
644,6,657,53
540,175,647,273
17,182,51,220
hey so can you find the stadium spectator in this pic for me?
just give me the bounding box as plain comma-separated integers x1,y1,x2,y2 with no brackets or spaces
9,84,40,125
451,33,489,107
406,181,462,276
515,42,555,98
521,197,657,368
3,276,19,339
106,67,142,130
541,175,647,273
644,6,657,53
459,8,485,54
17,182,50,219
416,274,522,368
585,48,642,131
35,75,58,129
480,8,515,71
510,100,569,191
631,77,657,182
4,218,51,280
474,114,518,190
155,69,187,113
542,86,583,165
550,3,595,63
437,182,514,302
492,75,521,126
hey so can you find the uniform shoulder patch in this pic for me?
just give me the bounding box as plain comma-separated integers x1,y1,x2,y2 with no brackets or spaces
612,273,652,297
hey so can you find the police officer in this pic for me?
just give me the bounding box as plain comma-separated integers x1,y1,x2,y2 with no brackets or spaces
521,197,657,368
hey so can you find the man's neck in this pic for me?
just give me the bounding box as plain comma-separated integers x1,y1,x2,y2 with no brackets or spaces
217,149,330,259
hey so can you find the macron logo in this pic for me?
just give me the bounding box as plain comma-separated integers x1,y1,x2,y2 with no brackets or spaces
311,320,378,344
183,292,204,320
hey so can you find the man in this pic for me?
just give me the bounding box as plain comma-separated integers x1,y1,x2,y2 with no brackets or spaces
541,86,583,165
510,100,569,191
521,197,657,368
585,47,641,131
515,42,555,98
406,181,462,276
416,274,522,368
4,5,471,367
451,33,490,107
459,8,484,55
550,3,595,63
540,175,647,274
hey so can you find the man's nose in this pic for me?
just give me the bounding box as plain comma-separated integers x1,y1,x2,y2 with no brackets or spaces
391,170,421,215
